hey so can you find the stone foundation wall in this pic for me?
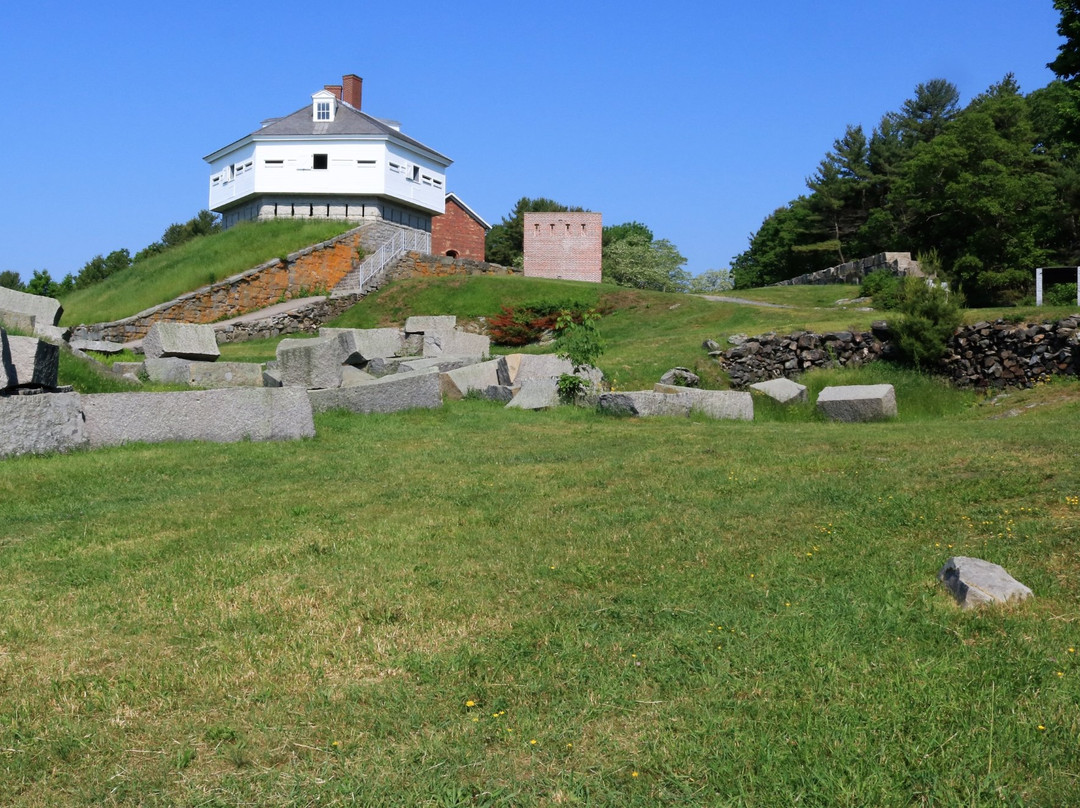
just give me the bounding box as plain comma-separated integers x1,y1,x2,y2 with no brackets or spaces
773,252,923,286
71,226,373,343
385,252,520,281
715,315,1080,390
214,294,362,343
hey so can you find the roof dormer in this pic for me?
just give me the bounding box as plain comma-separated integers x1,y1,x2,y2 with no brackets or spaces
312,89,337,123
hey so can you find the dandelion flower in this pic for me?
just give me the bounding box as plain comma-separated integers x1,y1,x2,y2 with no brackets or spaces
632,771,639,778
465,700,476,707
530,739,537,745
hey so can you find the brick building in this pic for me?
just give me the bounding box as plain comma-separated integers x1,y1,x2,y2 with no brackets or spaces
431,193,490,259
522,212,602,283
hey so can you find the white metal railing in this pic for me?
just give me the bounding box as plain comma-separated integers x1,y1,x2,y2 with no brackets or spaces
332,225,430,296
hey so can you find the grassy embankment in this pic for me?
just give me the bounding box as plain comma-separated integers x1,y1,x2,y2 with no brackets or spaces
59,219,354,327
8,273,1080,805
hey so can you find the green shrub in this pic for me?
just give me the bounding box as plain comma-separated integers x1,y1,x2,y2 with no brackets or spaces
860,269,903,309
1045,282,1078,307
890,277,964,368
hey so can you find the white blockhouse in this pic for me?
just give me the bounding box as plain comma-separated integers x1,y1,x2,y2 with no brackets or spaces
204,74,451,231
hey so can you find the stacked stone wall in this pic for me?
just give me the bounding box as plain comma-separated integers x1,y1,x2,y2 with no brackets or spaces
773,252,923,286
715,315,1080,390
71,227,373,343
385,252,520,281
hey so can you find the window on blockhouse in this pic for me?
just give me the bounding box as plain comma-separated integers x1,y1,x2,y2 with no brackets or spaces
316,101,331,121
313,154,328,170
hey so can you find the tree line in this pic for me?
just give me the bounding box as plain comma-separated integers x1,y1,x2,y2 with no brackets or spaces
731,1,1080,305
0,211,220,297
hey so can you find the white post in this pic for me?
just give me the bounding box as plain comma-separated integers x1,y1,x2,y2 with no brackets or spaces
1076,267,1080,306
1036,267,1044,306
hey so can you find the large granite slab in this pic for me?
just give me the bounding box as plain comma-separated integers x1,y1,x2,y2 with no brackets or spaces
308,368,443,415
816,384,897,422
3,334,60,389
0,392,86,458
143,322,220,361
81,388,315,447
0,287,62,328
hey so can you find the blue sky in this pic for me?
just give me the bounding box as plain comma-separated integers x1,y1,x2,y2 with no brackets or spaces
0,0,1066,283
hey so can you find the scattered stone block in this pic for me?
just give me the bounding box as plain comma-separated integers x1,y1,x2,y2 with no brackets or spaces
308,368,443,415
680,389,754,420
366,356,414,377
816,384,897,421
483,385,517,403
403,334,424,355
3,334,59,389
659,367,701,387
143,322,220,361
505,378,561,410
510,353,575,383
398,356,479,374
276,334,352,389
598,391,692,417
112,362,145,378
321,327,405,361
405,315,457,334
938,557,1033,609
440,358,505,400
81,388,315,447
0,311,36,334
497,354,524,386
70,338,125,355
0,287,63,329
188,361,265,388
144,357,192,384
263,367,283,387
341,366,377,386
0,392,86,458
750,377,808,404
423,329,490,360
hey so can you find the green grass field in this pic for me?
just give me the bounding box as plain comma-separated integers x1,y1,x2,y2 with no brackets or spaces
60,220,353,327
7,273,1080,805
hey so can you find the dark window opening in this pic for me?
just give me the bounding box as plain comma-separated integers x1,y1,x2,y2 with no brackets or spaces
313,154,328,170
446,250,459,258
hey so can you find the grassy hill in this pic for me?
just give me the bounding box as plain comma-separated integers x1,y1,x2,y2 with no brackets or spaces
16,273,1080,805
60,219,354,326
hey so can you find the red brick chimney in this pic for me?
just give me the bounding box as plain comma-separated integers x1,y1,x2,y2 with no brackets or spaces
342,74,362,110
323,84,343,101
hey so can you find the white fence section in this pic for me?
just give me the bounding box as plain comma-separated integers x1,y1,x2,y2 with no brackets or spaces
332,225,431,297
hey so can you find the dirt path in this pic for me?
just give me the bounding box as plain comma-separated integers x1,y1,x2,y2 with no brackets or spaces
697,294,793,309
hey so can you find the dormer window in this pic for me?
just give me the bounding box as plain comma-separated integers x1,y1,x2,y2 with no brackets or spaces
311,90,337,122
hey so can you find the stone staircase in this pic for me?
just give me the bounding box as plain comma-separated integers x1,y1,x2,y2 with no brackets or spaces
332,223,431,298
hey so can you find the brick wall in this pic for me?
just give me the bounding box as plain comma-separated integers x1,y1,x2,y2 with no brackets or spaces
431,197,487,259
523,212,602,283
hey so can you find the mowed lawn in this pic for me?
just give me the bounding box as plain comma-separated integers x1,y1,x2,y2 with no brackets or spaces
1,387,1079,806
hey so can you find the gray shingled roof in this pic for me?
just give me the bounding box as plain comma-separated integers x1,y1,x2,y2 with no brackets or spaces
251,102,449,161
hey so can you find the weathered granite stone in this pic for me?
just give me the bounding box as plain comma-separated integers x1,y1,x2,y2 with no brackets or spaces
505,378,562,410
727,334,749,346
70,339,125,354
276,334,352,389
750,377,809,404
679,389,754,420
510,353,575,383
497,354,524,385
3,335,60,389
142,322,220,361
483,385,517,403
308,368,443,414
263,367,283,387
441,358,505,400
365,356,415,377
398,356,479,374
423,329,490,360
112,362,145,378
121,373,142,385
188,361,265,388
0,392,86,458
816,384,897,421
0,287,63,328
403,334,424,355
320,327,405,361
938,557,1033,609
144,357,192,384
702,339,721,352
659,367,701,387
0,311,35,334
341,366,377,386
81,388,314,447
405,315,457,334
598,391,693,417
